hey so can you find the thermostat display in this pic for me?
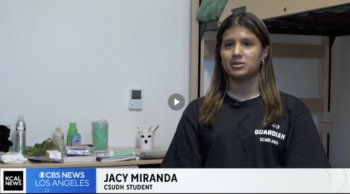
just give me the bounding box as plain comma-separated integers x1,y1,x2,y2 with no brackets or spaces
129,88,143,109
132,90,141,100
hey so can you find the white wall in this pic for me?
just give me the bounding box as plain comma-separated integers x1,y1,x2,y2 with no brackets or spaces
203,33,323,128
331,35,350,168
0,0,190,150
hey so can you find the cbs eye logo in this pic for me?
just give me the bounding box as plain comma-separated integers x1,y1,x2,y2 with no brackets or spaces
39,172,45,178
38,172,60,178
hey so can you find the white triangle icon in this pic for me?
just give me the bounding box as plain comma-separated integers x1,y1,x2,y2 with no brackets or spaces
174,99,180,106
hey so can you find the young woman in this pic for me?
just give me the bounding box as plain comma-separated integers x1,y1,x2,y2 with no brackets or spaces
162,12,331,168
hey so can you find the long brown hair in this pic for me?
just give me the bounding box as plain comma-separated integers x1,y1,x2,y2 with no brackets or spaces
199,12,283,128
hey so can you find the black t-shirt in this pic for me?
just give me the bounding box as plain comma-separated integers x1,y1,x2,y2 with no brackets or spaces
162,92,331,168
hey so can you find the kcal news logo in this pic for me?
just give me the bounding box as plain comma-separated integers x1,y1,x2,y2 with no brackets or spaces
4,171,23,190
0,168,26,193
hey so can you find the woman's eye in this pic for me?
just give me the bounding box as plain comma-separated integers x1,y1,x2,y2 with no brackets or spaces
224,43,233,48
244,42,252,47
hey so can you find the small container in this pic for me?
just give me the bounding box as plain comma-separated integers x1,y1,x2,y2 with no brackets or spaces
92,119,109,151
137,131,156,150
66,146,91,156
71,133,81,146
52,126,64,152
46,150,62,159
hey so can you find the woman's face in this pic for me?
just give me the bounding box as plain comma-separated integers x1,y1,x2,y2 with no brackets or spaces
220,26,269,82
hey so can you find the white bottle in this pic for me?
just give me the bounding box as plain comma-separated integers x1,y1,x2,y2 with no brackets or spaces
52,126,64,152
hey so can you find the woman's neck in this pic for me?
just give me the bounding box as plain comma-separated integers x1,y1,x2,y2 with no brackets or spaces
227,75,260,101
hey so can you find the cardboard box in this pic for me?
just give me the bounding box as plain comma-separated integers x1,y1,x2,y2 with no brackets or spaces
46,150,62,159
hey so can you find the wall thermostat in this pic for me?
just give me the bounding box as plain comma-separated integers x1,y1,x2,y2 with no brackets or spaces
129,88,143,110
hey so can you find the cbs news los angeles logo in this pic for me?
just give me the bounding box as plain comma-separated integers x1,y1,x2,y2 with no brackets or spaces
0,168,26,193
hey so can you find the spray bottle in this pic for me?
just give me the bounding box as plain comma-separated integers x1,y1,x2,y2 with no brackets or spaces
15,116,26,154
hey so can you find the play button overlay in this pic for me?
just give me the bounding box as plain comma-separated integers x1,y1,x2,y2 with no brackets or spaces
168,93,185,111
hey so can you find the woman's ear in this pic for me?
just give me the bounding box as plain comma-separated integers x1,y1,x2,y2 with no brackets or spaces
262,45,270,60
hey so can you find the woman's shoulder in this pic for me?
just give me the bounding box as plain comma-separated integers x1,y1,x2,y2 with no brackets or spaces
185,96,204,110
279,91,309,115
182,96,205,117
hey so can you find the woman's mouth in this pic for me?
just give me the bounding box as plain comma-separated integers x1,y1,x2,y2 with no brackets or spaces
231,62,245,68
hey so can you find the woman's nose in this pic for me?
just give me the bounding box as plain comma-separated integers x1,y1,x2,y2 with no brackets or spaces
232,44,242,57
